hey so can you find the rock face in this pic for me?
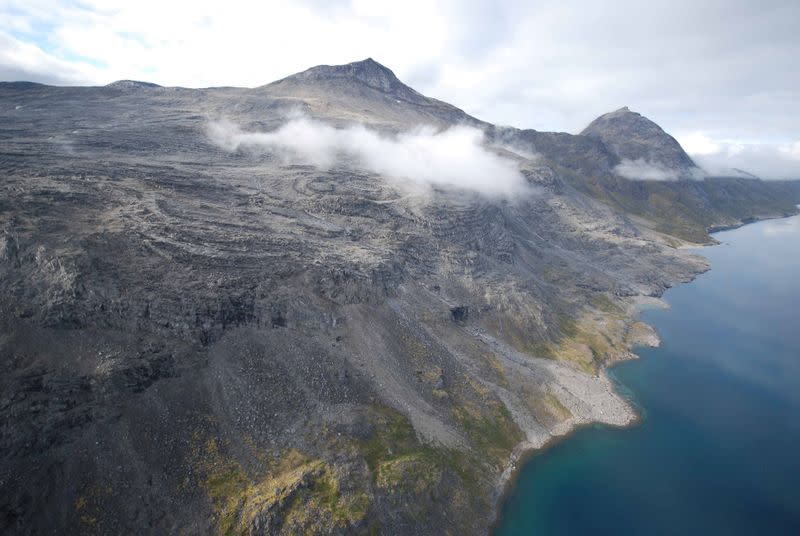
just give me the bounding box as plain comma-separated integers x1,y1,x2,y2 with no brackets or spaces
263,58,477,128
0,59,798,535
280,58,409,96
580,106,699,176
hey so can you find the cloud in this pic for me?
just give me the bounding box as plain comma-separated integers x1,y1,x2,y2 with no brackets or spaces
678,133,800,180
677,132,720,156
208,117,529,196
614,159,682,181
489,126,541,160
1,1,799,151
0,32,102,85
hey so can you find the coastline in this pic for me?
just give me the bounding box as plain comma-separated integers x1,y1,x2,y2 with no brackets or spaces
706,209,799,235
487,318,655,533
487,211,796,534
487,309,659,533
490,403,644,532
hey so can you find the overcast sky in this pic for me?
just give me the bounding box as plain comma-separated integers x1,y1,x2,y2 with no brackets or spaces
2,0,799,178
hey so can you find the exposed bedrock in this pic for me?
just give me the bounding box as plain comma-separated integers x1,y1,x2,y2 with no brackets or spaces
2,59,788,535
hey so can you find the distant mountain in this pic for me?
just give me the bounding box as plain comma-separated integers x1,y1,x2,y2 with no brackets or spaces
105,80,162,90
489,107,796,242
580,106,700,177
272,58,416,99
260,58,479,128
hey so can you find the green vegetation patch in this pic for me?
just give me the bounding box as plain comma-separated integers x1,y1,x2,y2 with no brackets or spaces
194,435,368,535
355,406,485,496
376,453,443,495
452,400,523,465
280,465,370,533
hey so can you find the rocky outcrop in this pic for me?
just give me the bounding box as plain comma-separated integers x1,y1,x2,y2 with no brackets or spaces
580,106,699,177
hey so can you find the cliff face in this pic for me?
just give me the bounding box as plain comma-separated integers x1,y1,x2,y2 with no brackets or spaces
0,60,797,535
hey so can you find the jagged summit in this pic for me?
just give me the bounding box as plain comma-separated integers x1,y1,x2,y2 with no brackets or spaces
580,106,698,174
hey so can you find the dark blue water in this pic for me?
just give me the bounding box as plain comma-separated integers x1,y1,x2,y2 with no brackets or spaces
496,214,800,535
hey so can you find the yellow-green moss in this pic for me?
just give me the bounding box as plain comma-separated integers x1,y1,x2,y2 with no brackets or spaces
549,305,636,373
533,392,573,423
452,401,523,464
376,453,443,494
485,353,510,388
192,433,368,536
352,406,486,505
280,466,369,531
590,293,623,314
73,484,111,533
360,407,419,479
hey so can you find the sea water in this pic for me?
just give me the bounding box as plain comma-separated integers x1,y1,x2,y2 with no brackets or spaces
496,214,800,535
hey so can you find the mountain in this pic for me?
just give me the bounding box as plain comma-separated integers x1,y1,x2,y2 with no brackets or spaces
259,58,479,128
491,107,798,243
106,80,163,90
273,58,418,99
1,60,799,535
580,106,699,176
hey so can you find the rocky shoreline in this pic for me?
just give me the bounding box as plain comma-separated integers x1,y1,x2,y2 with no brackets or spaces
487,212,793,532
487,256,723,526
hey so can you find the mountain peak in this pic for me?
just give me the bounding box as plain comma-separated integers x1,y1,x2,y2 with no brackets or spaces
260,58,476,128
582,107,661,136
284,58,403,93
106,80,162,90
581,107,698,175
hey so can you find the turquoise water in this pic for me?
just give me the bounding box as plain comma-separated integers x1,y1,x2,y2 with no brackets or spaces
496,214,800,535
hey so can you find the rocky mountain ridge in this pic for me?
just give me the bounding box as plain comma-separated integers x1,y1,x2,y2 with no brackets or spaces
1,59,798,535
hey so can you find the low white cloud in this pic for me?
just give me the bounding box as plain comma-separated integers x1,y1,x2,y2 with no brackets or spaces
780,141,800,158
489,126,541,160
0,32,102,85
208,117,529,196
614,159,682,181
677,132,720,156
678,133,800,180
